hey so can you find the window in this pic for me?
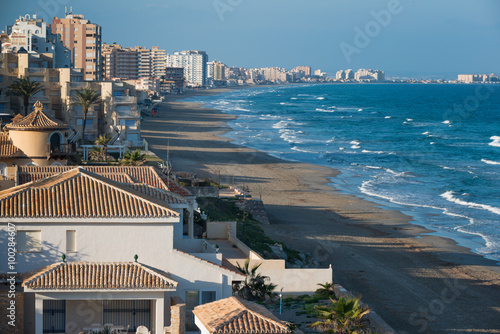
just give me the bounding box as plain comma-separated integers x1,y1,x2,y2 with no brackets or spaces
104,300,150,332
0,162,7,176
66,230,76,252
18,231,41,252
43,300,65,333
49,76,59,82
76,119,92,126
201,291,216,304
185,291,216,331
185,291,199,332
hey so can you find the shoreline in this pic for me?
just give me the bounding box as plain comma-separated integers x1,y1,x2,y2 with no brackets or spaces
141,87,500,333
180,85,498,265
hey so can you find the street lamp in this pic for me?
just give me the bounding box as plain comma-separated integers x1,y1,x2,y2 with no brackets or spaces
279,287,284,319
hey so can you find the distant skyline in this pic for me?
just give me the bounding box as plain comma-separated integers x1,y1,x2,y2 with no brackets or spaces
1,0,500,78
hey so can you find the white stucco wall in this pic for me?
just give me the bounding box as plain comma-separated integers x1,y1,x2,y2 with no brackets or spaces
0,220,176,273
259,267,333,294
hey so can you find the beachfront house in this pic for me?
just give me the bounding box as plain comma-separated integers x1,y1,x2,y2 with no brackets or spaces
0,167,244,334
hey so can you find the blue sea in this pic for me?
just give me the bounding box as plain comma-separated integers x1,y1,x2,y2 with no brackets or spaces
185,83,500,263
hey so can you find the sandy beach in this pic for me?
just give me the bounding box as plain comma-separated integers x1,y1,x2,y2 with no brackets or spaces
141,88,500,333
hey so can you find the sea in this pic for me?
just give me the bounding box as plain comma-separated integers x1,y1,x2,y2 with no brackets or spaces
184,83,500,263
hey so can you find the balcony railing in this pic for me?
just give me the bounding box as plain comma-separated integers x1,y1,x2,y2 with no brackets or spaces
48,143,76,157
111,96,136,104
29,96,50,103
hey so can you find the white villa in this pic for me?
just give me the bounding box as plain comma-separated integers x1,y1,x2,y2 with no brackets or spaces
0,165,332,334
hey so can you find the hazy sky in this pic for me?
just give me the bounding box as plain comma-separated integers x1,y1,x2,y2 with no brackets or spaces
2,0,499,78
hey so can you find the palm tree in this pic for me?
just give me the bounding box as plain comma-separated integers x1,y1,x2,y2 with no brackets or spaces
94,134,111,161
310,297,371,334
234,259,277,302
70,87,101,145
119,149,146,166
315,282,337,299
7,77,44,116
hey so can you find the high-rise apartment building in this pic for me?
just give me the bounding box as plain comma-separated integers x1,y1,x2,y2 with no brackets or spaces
50,12,102,81
166,51,208,87
292,66,311,77
133,46,152,78
151,46,166,78
354,69,384,82
102,43,138,80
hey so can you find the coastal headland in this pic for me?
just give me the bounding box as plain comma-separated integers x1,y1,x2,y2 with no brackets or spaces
141,87,500,333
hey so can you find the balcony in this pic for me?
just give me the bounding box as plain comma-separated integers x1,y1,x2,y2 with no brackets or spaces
28,68,48,73
29,96,50,103
48,143,76,158
111,96,136,104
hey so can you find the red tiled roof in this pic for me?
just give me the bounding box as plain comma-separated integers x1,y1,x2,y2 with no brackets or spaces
23,262,178,290
18,165,192,197
4,101,69,131
125,183,188,205
0,132,21,158
0,167,179,218
193,297,291,334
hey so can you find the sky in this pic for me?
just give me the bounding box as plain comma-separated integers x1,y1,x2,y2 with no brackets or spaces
1,0,499,78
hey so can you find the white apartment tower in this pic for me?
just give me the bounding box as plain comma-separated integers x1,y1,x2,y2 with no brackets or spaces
166,51,208,87
6,14,70,68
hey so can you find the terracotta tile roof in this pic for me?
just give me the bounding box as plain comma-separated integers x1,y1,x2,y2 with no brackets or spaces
4,101,69,131
193,297,291,334
18,166,192,197
0,132,21,158
23,262,178,290
125,183,188,205
0,167,179,218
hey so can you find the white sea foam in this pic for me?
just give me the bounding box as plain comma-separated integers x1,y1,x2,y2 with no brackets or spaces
291,97,298,100
272,121,288,129
482,158,500,165
422,131,430,135
385,116,392,119
441,191,500,216
362,149,393,155
317,97,325,100
406,118,413,122
358,109,363,111
351,145,361,149
350,140,361,145
488,136,500,147
442,120,451,124
439,165,455,170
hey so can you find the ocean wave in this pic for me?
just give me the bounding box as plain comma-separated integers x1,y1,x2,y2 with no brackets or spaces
362,149,395,155
489,136,500,148
481,158,500,165
385,116,392,119
317,97,325,100
260,114,282,119
442,120,451,124
441,191,500,216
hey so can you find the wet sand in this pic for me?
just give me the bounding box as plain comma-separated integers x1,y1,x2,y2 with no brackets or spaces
141,87,500,333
